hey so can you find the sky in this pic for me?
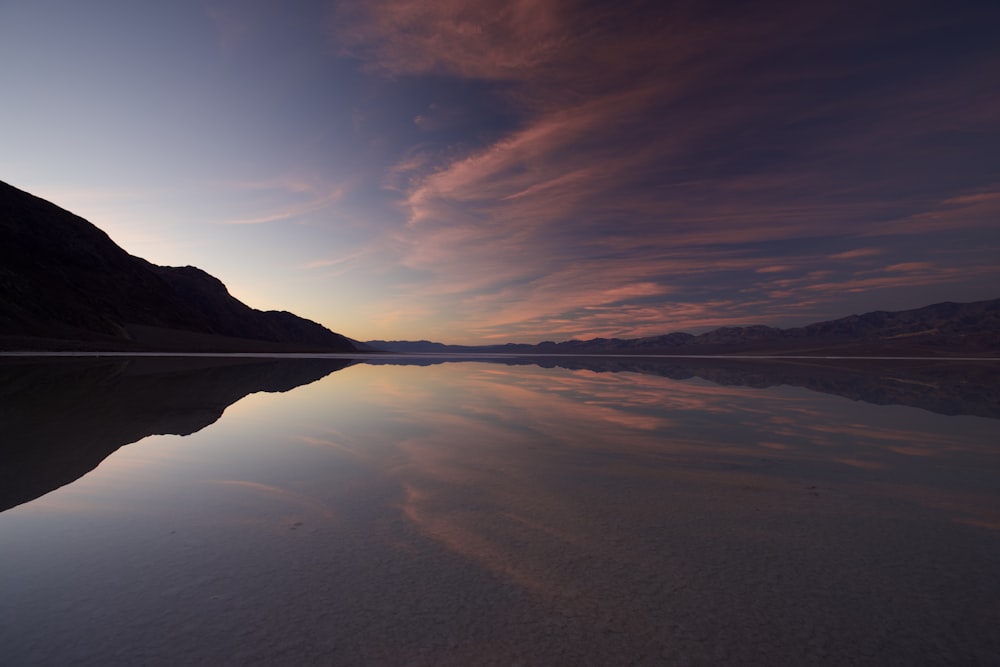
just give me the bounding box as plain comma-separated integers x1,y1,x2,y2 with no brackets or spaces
1,0,998,344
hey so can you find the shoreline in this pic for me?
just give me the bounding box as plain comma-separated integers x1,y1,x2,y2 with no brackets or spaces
2,350,999,361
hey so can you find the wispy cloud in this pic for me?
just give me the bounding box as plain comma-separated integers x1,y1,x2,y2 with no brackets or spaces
332,0,569,80
215,173,351,225
326,0,1000,341
301,248,372,279
866,186,1000,236
830,248,883,260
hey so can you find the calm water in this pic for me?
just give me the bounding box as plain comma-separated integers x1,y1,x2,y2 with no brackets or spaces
1,355,998,665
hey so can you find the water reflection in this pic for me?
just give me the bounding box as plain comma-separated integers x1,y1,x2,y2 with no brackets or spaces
0,356,998,665
370,355,1000,419
0,356,352,512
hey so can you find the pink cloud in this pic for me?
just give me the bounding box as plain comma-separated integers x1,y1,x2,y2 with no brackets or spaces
883,262,933,272
328,1,1000,342
331,0,568,80
215,173,352,225
804,267,984,294
866,185,1000,236
829,248,883,260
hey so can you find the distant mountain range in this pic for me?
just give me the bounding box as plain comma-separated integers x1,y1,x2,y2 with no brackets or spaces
0,180,356,352
368,297,1000,357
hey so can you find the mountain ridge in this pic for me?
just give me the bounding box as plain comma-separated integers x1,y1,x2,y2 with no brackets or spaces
0,180,356,352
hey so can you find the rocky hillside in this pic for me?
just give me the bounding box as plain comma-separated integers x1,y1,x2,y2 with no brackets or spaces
0,180,356,352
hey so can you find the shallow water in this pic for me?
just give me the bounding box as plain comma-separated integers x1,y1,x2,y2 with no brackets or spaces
1,356,998,665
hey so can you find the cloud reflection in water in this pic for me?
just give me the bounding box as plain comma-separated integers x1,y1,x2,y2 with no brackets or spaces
1,357,998,664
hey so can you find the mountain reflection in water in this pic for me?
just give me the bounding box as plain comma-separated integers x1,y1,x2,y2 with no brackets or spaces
0,356,353,512
0,356,998,665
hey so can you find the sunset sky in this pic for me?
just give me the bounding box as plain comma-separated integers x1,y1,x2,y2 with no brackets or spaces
1,0,998,344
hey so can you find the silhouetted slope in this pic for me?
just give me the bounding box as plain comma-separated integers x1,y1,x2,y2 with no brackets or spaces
150,264,355,349
0,356,354,512
368,298,1000,357
0,180,356,351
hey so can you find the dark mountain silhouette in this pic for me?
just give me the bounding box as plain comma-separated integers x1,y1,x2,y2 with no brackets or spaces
366,339,457,353
0,356,355,513
0,180,356,352
368,297,1000,357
